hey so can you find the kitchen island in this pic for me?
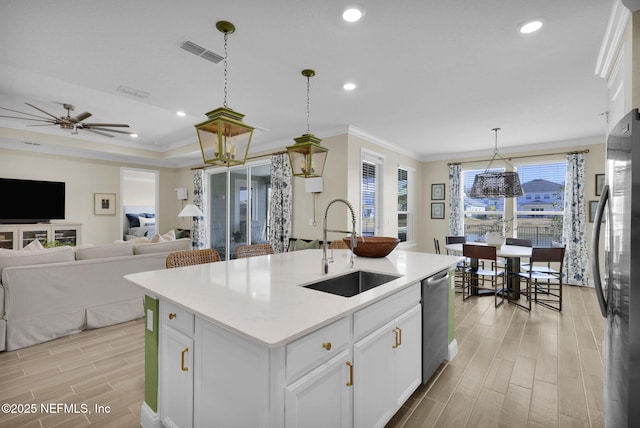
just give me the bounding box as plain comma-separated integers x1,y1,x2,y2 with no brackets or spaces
126,248,461,428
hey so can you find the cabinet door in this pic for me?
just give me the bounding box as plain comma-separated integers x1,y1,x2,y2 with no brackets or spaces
159,325,194,428
0,227,16,250
52,225,80,246
285,349,353,428
353,322,394,428
392,304,422,407
19,226,50,248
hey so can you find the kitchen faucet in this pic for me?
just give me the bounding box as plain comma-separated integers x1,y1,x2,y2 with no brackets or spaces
322,198,357,274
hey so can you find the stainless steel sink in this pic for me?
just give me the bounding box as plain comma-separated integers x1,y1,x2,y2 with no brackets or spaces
303,270,400,297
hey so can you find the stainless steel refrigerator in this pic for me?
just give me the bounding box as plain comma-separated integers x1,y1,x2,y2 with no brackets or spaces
592,108,639,428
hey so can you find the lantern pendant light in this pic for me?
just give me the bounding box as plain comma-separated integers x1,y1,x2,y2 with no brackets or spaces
286,69,328,178
195,21,254,167
469,128,524,198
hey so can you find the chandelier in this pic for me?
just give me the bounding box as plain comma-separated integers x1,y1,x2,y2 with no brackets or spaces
286,69,328,178
469,128,524,198
195,21,254,167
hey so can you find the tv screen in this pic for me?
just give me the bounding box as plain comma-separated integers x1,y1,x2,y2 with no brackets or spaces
0,178,66,223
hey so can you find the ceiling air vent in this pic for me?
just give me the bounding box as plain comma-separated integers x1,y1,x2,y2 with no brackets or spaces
180,41,223,64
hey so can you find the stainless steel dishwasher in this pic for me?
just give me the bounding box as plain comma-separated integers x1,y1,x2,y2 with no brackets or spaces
422,268,450,384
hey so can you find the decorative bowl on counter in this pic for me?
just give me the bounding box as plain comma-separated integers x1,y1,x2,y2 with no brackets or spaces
342,236,401,258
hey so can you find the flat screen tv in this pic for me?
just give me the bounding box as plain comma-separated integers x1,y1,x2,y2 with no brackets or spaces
0,178,66,223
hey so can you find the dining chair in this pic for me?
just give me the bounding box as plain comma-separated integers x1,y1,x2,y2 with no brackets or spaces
433,238,441,254
445,236,466,292
520,243,561,274
462,244,505,308
494,237,533,270
515,247,565,311
166,248,221,269
235,243,275,259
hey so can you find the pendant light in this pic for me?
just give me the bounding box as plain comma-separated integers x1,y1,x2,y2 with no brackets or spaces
195,21,254,167
469,128,524,198
286,69,329,178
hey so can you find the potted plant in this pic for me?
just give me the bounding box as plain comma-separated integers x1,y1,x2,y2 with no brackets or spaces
485,217,512,247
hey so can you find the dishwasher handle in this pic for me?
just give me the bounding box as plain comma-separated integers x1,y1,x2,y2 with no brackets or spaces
425,269,449,285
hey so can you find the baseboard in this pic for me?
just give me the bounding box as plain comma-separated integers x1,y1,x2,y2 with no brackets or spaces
448,339,458,361
140,402,161,428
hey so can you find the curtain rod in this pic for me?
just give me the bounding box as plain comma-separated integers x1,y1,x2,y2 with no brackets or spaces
447,149,590,166
190,150,288,170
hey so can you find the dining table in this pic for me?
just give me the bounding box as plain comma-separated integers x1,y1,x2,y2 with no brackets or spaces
445,242,533,298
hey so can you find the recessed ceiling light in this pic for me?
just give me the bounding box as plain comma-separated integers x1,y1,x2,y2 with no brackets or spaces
342,7,363,23
520,20,543,34
176,111,186,117
343,82,357,91
130,133,139,138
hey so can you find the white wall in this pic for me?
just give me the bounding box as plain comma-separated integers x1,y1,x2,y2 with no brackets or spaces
0,148,187,245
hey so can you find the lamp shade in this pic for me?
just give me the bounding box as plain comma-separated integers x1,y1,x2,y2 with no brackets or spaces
469,171,524,198
195,107,254,167
286,133,328,178
178,204,204,217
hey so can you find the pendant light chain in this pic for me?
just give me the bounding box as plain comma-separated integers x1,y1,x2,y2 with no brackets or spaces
306,73,311,134
223,31,229,108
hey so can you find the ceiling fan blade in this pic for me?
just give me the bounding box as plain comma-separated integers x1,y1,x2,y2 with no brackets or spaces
85,128,115,138
25,102,60,120
86,127,134,135
26,124,57,127
82,123,130,128
0,106,54,121
73,112,92,122
0,114,55,123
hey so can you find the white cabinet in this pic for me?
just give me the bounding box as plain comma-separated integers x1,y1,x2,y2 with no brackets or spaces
353,304,422,428
159,301,195,428
0,223,81,249
285,349,353,428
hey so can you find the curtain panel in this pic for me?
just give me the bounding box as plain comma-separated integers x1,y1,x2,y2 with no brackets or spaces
269,154,292,253
192,169,207,249
448,164,463,236
563,153,589,286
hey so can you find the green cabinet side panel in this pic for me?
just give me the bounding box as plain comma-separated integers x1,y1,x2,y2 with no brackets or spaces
448,269,455,344
144,295,159,413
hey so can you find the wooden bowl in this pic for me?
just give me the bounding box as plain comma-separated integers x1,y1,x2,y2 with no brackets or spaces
342,236,400,258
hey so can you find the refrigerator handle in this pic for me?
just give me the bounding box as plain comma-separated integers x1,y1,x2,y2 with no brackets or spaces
591,184,609,317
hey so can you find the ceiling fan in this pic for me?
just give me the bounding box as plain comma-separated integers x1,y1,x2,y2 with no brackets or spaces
0,102,133,138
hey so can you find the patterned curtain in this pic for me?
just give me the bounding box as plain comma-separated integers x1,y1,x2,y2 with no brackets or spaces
563,153,589,286
269,153,292,253
192,169,208,249
448,164,463,236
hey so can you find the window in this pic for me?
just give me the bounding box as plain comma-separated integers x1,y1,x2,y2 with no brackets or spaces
397,167,410,242
361,151,383,236
462,168,506,242
208,162,271,260
461,161,566,246
514,161,565,246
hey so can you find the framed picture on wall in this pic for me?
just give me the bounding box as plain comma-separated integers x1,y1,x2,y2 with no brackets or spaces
94,193,116,215
431,202,445,219
589,200,598,223
595,174,604,196
431,183,445,200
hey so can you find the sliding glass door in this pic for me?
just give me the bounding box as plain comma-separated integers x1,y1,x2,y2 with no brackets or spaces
208,162,271,260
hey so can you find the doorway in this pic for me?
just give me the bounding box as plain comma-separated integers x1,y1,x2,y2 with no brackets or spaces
120,168,159,240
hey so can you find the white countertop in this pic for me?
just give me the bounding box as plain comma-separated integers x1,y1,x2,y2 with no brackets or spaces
125,249,461,347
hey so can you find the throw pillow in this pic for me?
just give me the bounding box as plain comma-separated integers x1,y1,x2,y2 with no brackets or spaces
126,213,141,228
22,239,44,251
138,216,155,227
162,229,176,241
149,234,165,243
143,213,155,218
294,239,320,251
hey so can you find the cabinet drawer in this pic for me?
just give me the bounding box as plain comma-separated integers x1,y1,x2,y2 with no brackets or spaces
286,317,351,383
353,283,420,341
161,300,194,337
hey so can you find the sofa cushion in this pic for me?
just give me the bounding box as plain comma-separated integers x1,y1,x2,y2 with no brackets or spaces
294,239,320,251
0,246,75,277
133,238,191,255
75,242,134,260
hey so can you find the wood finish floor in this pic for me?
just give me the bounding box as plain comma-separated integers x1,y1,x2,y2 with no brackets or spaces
0,284,603,428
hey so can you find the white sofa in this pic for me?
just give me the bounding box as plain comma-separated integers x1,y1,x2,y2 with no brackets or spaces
0,238,191,351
